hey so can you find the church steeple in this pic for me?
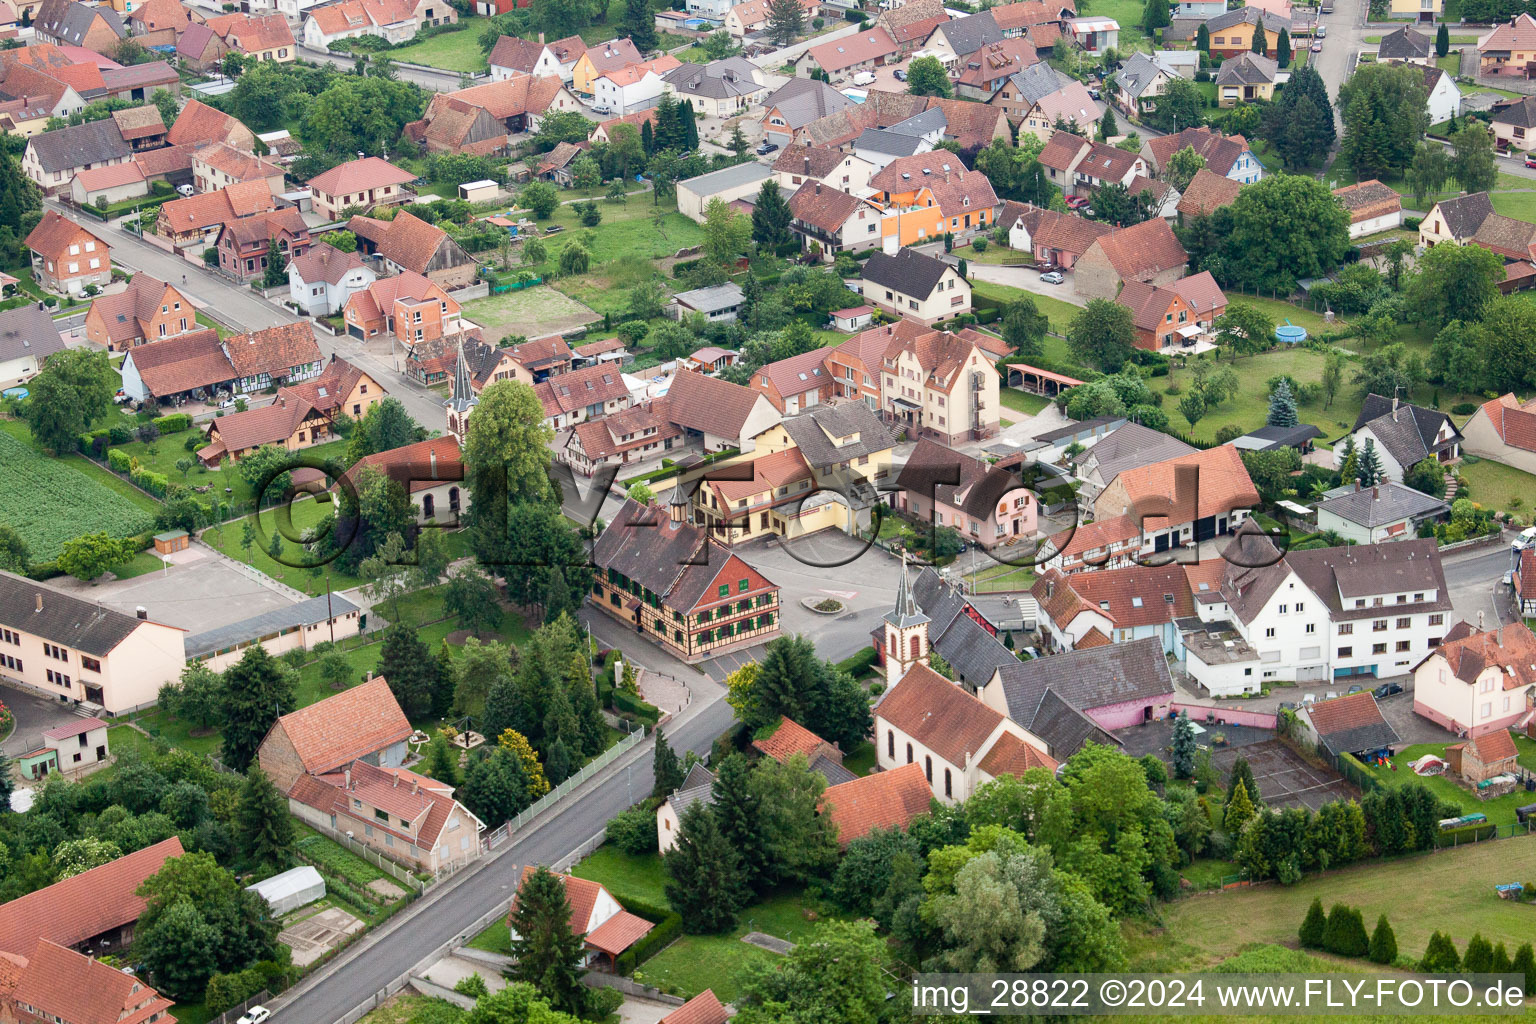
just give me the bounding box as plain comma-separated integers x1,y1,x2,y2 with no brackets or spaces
667,477,689,524
883,553,930,685
444,332,478,442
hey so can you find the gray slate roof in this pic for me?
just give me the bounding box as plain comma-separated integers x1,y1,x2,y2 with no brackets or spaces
1377,25,1433,60
36,0,124,45
854,128,928,157
1229,423,1323,451
762,78,854,130
1008,62,1073,106
1215,52,1278,86
27,118,130,174
886,108,947,138
1079,422,1195,482
1316,481,1449,529
678,160,771,196
184,593,361,659
1285,537,1451,621
0,304,66,365
1119,52,1177,99
778,401,897,467
906,567,1017,687
662,57,761,100
668,762,716,815
1034,415,1126,444
0,570,170,657
1430,191,1494,239
935,10,1004,55
1350,395,1462,470
861,247,951,297
811,755,857,786
675,282,744,313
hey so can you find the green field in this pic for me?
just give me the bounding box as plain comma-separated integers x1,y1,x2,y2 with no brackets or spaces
0,420,158,560
1456,456,1536,515
384,20,488,72
1141,838,1536,968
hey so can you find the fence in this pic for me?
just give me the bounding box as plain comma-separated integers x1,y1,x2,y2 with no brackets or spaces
208,990,271,1024
482,725,646,851
303,819,427,893
1170,702,1279,731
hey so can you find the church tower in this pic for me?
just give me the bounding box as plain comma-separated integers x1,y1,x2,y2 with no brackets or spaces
883,554,930,686
445,333,477,444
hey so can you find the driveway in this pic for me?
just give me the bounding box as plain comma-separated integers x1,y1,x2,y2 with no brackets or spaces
0,683,85,758
967,261,1085,307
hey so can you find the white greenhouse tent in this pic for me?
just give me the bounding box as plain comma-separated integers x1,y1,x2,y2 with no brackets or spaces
246,866,326,916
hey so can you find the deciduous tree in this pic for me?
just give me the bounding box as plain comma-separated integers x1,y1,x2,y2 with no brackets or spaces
906,55,952,97
1067,298,1135,372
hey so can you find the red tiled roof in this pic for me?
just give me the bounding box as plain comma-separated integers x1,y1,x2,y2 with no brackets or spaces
754,342,832,398
533,362,627,416
1085,216,1187,281
1332,179,1402,223
342,435,462,495
488,34,548,73
752,716,832,762
870,154,999,218
1075,625,1111,648
0,838,184,956
224,321,321,377
665,368,767,440
1171,270,1226,318
1306,691,1388,737
660,991,730,1024
585,910,654,955
269,677,412,776
310,156,416,198
73,161,145,192
820,761,932,846
1480,12,1536,52
1462,729,1519,764
512,866,606,937
24,210,106,262
348,210,459,277
167,98,251,148
1176,168,1242,218
1104,444,1257,530
124,328,228,396
1434,622,1536,689
807,27,899,73
876,661,1003,766
194,140,283,183
289,243,366,285
977,729,1058,777
14,940,173,1024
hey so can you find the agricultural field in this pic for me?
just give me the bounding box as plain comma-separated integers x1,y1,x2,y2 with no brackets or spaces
0,421,157,560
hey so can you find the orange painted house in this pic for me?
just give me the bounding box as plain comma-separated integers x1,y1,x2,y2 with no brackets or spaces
869,153,999,246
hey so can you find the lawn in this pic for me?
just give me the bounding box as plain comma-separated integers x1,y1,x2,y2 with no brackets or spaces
130,706,223,757
1145,837,1536,968
106,724,162,762
109,434,350,514
459,285,599,344
1455,456,1536,515
842,740,875,776
957,243,1032,266
1491,191,1536,222
1360,740,1536,826
640,890,847,1003
1149,347,1333,444
385,20,488,72
203,495,367,595
512,196,706,277
110,549,167,580
1179,856,1236,890
966,561,1037,593
999,388,1052,416
0,419,158,560
970,280,1082,333
570,845,669,906
1437,52,1461,75
466,918,511,954
551,254,673,319
1517,733,1536,772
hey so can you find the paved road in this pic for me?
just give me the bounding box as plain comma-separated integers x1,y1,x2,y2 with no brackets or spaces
1309,0,1365,137
273,640,731,1024
48,201,451,428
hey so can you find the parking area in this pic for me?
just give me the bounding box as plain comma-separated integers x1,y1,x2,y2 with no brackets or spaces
50,556,301,634
0,682,87,758
1211,740,1358,812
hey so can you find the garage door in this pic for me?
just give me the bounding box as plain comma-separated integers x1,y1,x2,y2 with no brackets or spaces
348,325,365,340
1194,515,1217,541
1154,532,1172,552
1298,664,1328,682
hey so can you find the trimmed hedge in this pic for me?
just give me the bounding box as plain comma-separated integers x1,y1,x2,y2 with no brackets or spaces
614,898,684,976
613,689,661,723
153,413,192,433
835,646,878,678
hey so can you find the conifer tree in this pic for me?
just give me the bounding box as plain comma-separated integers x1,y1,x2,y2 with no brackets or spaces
508,866,589,1015
566,652,606,757
1299,897,1327,948
1224,779,1256,833
1099,104,1118,142
1511,943,1536,992
664,803,750,933
1172,713,1196,778
234,766,295,874
377,622,435,719
652,727,684,797
1421,931,1461,972
1355,438,1384,487
1369,914,1397,964
421,729,460,786
1435,22,1449,57
1277,27,1290,68
1225,756,1260,810
1491,941,1513,974
1464,932,1494,973
711,752,765,889
433,639,456,718
1267,378,1299,428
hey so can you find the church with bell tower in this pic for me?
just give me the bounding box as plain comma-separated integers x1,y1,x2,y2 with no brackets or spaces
883,556,931,686
445,333,477,443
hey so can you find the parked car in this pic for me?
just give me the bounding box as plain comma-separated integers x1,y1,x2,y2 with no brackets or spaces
894,68,908,81
176,184,195,197
545,224,564,234
237,1008,270,1024
1374,682,1405,699
1316,24,1327,37
1065,195,1090,209
756,141,779,155
1080,207,1097,218
590,105,612,115
1311,40,1323,52
1525,154,1536,170
1040,271,1064,285
1347,684,1365,695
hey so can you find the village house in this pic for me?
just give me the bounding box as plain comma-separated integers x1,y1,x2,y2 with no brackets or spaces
154,179,278,248
1033,562,1196,654
308,156,416,220
342,269,463,344
795,27,899,80
348,209,479,290
3,939,174,1024
571,37,642,97
1092,442,1258,551
193,141,285,194
1299,691,1402,758
33,0,124,52
201,389,327,464
666,367,782,450
673,285,746,324
820,761,934,846
1215,52,1278,106
725,0,817,38
258,676,411,792
533,361,631,430
206,11,294,62
25,210,111,295
1144,126,1264,184
953,37,1039,100
656,762,715,853
1420,65,1462,125
1068,420,1195,496
992,62,1099,140
0,305,67,389
22,117,131,195
176,22,230,72
404,76,582,156
1315,481,1449,545
0,570,187,712
774,146,877,196
127,0,202,47
787,180,886,261
1115,271,1226,351
1005,203,1112,267
591,494,782,662
214,206,311,284
185,591,363,671
593,55,681,116
1378,24,1434,64
565,400,683,475
1176,168,1244,222
859,247,971,325
487,33,562,79
301,0,456,50
1478,13,1536,76
867,152,999,242
895,438,1039,547
1113,52,1178,118
1419,191,1494,247
877,318,998,444
84,274,198,351
339,434,465,523
1346,393,1462,483
118,328,231,405
1333,179,1403,239
1460,391,1536,474
749,345,835,414
0,838,183,958
167,98,255,151
1187,6,1291,58
687,447,822,545
1072,217,1189,300
507,868,653,967
662,57,767,117
1445,730,1520,784
1036,131,1147,199
288,243,377,316
760,77,854,149
1414,622,1536,737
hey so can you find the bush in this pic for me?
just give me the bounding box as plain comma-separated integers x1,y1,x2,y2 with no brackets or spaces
1403,216,1422,230
204,968,263,1015
972,237,989,253
615,907,684,975
868,681,885,696
153,413,191,434
1195,70,1211,82
835,646,878,678
613,689,661,723
605,806,658,855
1451,402,1477,416
108,448,131,472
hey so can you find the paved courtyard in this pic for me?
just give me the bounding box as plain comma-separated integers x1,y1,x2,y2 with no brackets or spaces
50,557,301,634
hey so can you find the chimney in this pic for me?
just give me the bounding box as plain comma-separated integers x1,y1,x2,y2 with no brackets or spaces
393,773,400,788
804,155,810,174
344,767,352,789
815,182,821,194
412,779,419,794
1372,485,1379,500
429,448,438,478
35,593,42,613
1392,391,1400,416
539,31,545,42
1479,609,1485,631
136,606,147,620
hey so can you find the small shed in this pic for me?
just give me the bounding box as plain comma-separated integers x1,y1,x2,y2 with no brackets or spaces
153,529,190,554
459,179,499,202
830,305,874,332
246,865,326,916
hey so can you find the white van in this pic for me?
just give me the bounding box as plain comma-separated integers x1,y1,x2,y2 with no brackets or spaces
852,71,877,86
